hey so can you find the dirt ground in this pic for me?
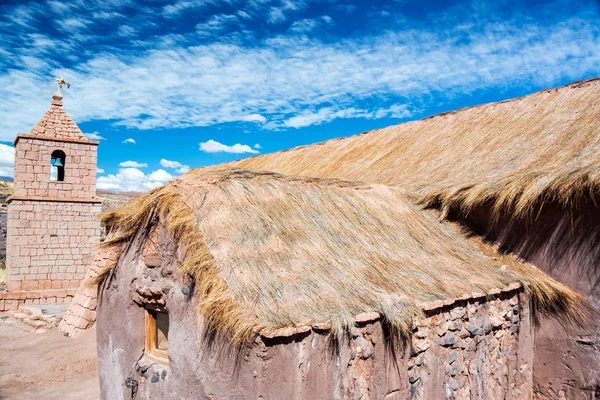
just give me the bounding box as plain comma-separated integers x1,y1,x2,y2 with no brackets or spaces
0,315,100,400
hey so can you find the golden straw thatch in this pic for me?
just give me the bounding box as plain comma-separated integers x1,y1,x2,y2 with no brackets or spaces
101,170,582,342
201,78,600,219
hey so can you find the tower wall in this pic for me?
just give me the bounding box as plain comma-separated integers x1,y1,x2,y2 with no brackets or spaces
0,90,102,311
13,137,97,199
6,199,101,291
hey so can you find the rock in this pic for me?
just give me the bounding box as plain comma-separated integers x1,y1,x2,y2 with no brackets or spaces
490,315,504,328
450,378,466,390
409,374,420,384
436,321,449,336
457,328,471,339
11,312,29,320
465,325,480,336
495,330,505,339
450,307,466,320
447,351,457,364
452,339,466,349
448,320,462,331
413,338,431,353
350,327,362,339
510,324,519,334
415,354,425,367
20,307,44,318
414,327,429,339
450,365,460,377
482,321,493,334
511,314,519,324
151,375,160,383
440,331,456,347
22,318,46,329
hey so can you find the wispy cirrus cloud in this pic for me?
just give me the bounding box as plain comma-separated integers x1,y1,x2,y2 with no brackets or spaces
0,0,599,142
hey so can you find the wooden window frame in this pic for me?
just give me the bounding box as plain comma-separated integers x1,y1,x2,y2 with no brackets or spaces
144,306,169,366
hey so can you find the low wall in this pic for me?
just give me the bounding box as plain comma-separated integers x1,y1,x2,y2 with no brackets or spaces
0,288,77,311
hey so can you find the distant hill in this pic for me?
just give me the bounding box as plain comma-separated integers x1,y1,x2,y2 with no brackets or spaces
0,177,13,182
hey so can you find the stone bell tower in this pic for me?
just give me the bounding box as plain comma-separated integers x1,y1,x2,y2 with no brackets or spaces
0,87,101,311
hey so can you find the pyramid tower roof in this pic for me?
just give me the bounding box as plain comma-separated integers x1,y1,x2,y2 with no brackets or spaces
25,91,88,141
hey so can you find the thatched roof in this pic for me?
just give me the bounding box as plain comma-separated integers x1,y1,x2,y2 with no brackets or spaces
203,78,600,218
101,170,581,341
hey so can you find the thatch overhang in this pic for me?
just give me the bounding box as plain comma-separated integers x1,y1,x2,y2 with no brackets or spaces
99,169,582,342
201,78,600,219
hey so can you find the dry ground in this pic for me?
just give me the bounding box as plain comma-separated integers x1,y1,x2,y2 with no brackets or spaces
0,315,99,400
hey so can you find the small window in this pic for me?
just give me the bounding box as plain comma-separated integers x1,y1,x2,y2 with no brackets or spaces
145,307,169,365
50,150,66,182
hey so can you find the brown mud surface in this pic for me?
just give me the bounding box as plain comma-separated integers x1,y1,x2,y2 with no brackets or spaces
0,315,99,400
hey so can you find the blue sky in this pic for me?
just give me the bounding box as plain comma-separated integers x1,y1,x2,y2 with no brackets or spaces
0,0,599,191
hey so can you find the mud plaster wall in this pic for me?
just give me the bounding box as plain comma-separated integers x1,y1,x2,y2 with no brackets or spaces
449,200,600,399
96,221,533,400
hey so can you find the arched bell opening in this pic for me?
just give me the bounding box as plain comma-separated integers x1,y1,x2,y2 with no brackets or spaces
50,150,66,182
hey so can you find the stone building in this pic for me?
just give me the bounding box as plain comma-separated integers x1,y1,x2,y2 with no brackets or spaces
0,90,101,311
74,170,576,399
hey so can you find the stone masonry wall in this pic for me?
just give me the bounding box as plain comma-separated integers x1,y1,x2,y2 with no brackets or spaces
13,137,97,199
6,199,101,291
409,292,532,399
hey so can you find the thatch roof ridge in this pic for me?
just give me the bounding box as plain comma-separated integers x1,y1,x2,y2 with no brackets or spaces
199,77,600,218
100,168,583,342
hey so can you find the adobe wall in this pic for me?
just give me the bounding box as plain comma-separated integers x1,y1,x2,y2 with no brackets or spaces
448,199,600,398
95,222,533,400
13,137,97,199
5,199,101,293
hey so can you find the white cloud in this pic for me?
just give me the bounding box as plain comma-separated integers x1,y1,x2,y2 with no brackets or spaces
97,167,173,192
254,143,261,149
97,168,105,174
84,131,106,140
160,158,190,174
148,169,173,181
122,138,136,144
0,144,14,177
119,160,147,168
199,139,259,154
238,114,267,123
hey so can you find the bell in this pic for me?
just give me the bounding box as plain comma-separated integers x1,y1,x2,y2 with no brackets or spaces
53,158,64,167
